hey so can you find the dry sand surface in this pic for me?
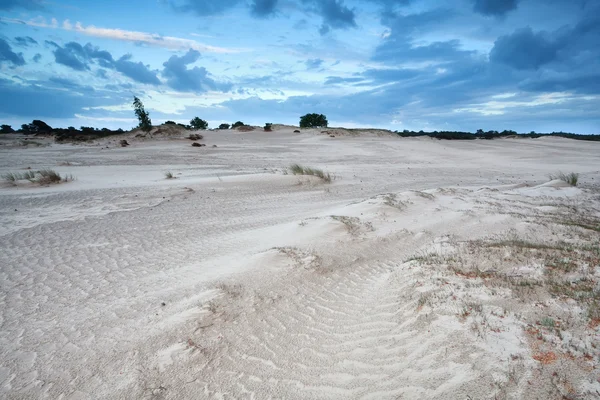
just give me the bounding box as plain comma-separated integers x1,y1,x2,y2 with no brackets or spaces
1,128,599,399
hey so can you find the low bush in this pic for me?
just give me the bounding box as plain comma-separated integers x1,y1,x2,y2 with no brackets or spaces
188,133,204,140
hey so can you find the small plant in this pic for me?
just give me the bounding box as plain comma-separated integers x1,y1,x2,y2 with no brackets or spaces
289,164,332,183
541,317,555,328
549,172,579,186
164,171,175,179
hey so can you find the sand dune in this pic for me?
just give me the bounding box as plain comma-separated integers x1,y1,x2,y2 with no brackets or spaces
0,129,599,399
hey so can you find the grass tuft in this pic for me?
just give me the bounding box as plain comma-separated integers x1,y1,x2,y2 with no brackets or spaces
549,171,579,186
289,164,332,183
2,169,73,185
164,171,175,179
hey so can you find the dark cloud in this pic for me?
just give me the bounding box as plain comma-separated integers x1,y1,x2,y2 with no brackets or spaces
0,0,43,10
52,42,93,71
472,0,519,16
169,0,241,15
115,55,161,85
251,0,278,17
13,36,38,47
305,58,324,69
0,38,25,67
162,49,231,92
172,0,356,34
47,41,160,85
32,53,41,63
317,0,357,33
490,27,559,70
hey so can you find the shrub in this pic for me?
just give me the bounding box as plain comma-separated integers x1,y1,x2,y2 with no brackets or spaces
232,121,245,128
164,120,177,125
1,124,14,133
164,171,175,179
219,123,230,130
289,164,332,183
264,123,273,131
299,113,328,128
549,172,579,186
187,133,203,140
133,96,152,132
190,117,208,130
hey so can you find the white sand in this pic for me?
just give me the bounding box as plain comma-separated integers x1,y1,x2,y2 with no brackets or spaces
0,129,599,399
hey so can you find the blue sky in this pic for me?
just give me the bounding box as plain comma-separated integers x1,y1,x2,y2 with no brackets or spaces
0,0,598,133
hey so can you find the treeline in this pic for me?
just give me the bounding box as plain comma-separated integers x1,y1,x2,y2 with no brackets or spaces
1,120,125,142
394,129,600,141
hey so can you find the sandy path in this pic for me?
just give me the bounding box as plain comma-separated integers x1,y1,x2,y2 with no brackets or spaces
0,130,599,398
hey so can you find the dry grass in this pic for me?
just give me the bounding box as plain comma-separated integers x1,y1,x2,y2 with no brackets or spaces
289,164,332,183
2,169,74,185
164,171,175,179
549,171,579,186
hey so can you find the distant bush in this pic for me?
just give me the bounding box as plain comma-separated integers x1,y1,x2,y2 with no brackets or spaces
164,121,177,125
549,172,579,186
190,117,208,130
299,113,328,128
232,121,245,128
219,123,230,130
1,124,14,133
264,123,273,131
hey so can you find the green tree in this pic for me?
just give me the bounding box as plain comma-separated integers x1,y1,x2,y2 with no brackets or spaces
264,123,273,131
190,117,208,130
232,121,245,128
133,96,152,132
218,123,230,129
299,113,328,128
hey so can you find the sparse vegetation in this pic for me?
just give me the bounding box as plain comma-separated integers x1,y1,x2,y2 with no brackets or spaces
2,169,73,185
231,121,245,128
218,123,230,130
549,172,579,186
264,123,273,131
164,171,175,179
289,164,332,183
299,113,328,128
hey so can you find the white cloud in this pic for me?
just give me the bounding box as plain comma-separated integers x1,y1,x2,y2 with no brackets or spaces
1,16,243,54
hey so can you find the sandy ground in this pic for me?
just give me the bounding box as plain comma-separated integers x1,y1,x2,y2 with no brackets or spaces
0,128,599,399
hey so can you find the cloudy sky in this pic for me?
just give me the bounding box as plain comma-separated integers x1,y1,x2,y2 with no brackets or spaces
0,0,598,133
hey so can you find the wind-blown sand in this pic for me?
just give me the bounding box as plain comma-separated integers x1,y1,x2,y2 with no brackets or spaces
0,128,599,399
